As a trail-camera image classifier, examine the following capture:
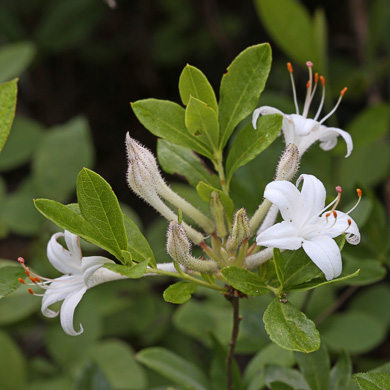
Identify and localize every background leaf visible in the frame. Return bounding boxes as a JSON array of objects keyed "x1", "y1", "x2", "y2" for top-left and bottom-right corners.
[
  {"x1": 163, "y1": 281, "x2": 198, "y2": 304},
  {"x1": 0, "y1": 78, "x2": 17, "y2": 153},
  {"x1": 0, "y1": 266, "x2": 25, "y2": 299}
]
